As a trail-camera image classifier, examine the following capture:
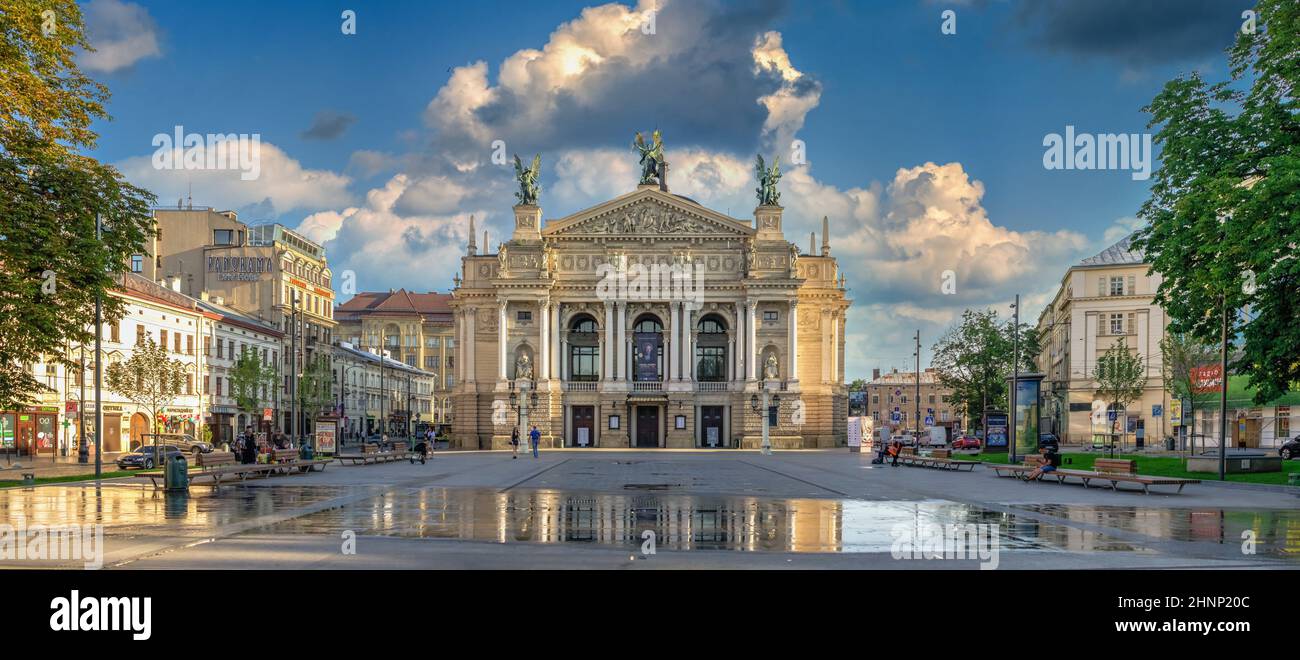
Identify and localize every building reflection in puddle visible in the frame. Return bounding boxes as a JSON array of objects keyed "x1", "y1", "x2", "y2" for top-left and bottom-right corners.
[
  {"x1": 1017, "y1": 504, "x2": 1300, "y2": 556},
  {"x1": 273, "y1": 489, "x2": 1142, "y2": 554}
]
